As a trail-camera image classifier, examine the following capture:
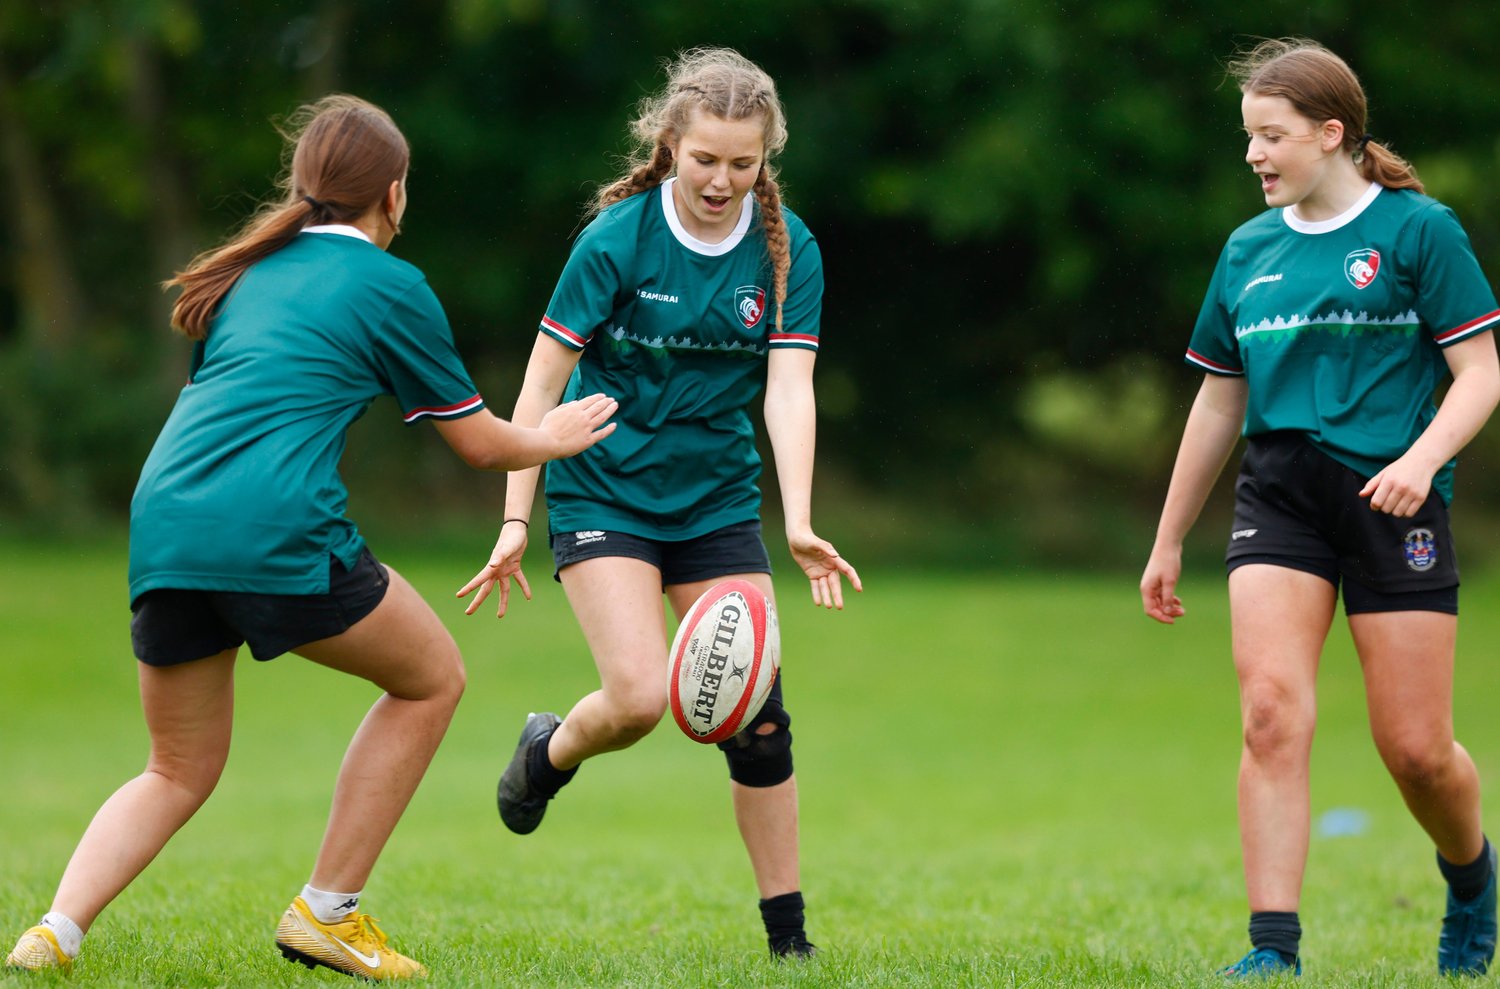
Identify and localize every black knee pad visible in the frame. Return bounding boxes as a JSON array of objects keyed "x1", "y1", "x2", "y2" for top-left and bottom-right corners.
[{"x1": 717, "y1": 675, "x2": 793, "y2": 787}]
